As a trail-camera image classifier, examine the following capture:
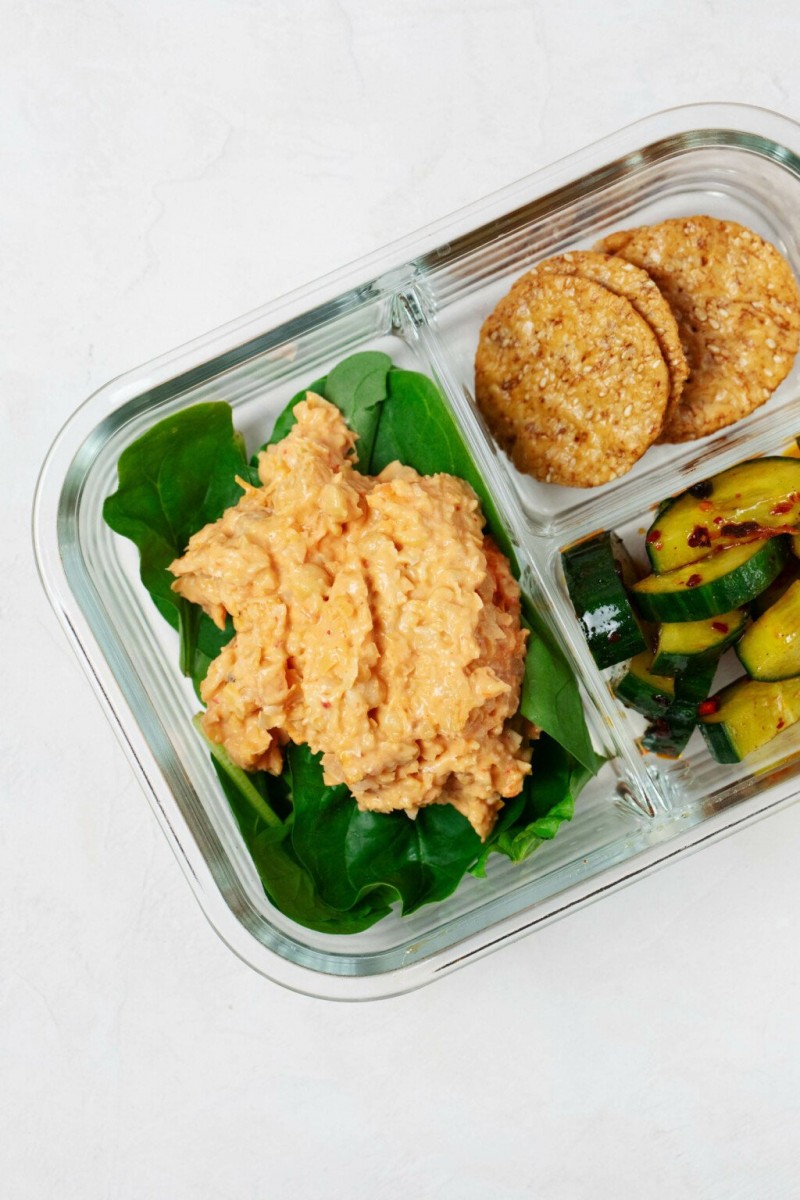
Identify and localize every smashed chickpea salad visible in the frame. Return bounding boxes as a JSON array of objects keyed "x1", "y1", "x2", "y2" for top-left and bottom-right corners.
[{"x1": 105, "y1": 353, "x2": 598, "y2": 933}]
